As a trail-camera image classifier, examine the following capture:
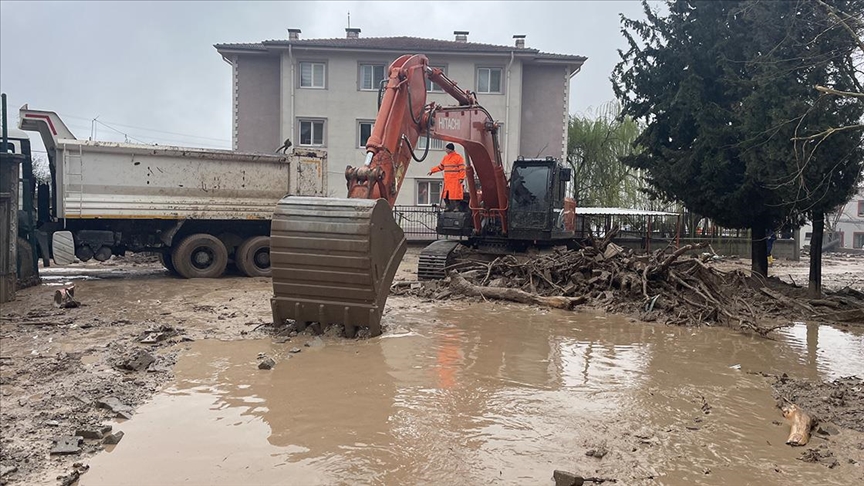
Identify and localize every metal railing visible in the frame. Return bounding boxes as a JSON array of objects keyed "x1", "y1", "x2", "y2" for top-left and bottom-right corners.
[{"x1": 393, "y1": 205, "x2": 442, "y2": 241}]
